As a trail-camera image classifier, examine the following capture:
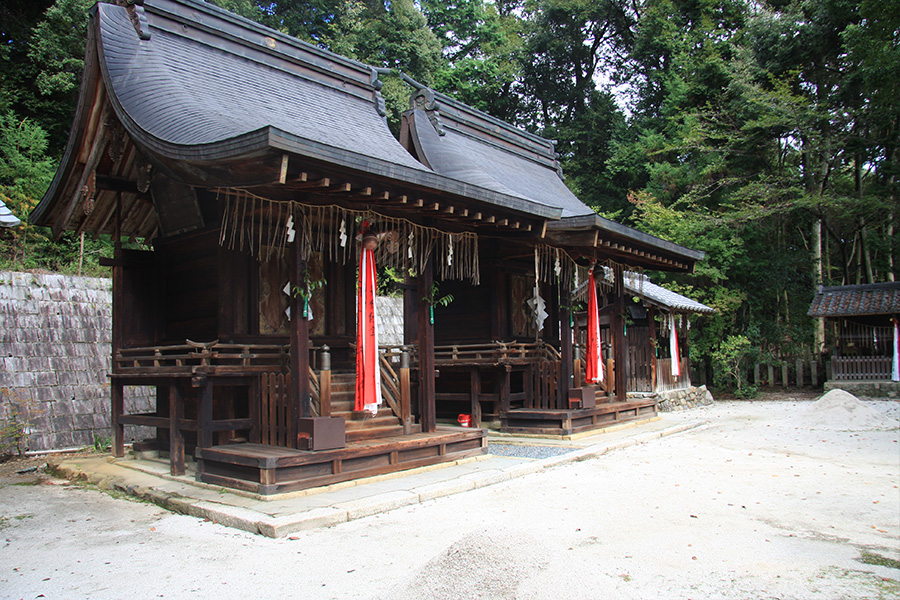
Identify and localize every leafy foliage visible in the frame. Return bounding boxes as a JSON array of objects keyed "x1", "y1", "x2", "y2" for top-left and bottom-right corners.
[{"x1": 1, "y1": 0, "x2": 896, "y2": 391}]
